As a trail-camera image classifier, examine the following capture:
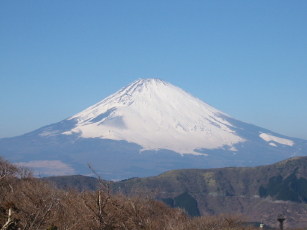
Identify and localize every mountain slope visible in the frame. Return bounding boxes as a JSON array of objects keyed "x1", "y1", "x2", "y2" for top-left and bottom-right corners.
[
  {"x1": 111, "y1": 156, "x2": 307, "y2": 228},
  {"x1": 45, "y1": 157, "x2": 307, "y2": 228},
  {"x1": 63, "y1": 78, "x2": 244, "y2": 155},
  {"x1": 0, "y1": 79, "x2": 306, "y2": 180}
]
